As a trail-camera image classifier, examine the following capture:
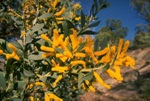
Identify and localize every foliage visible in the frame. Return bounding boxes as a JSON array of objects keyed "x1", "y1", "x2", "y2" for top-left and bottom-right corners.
[
  {"x1": 96, "y1": 18, "x2": 128, "y2": 45},
  {"x1": 131, "y1": 24, "x2": 150, "y2": 49},
  {"x1": 0, "y1": 0, "x2": 135, "y2": 101},
  {"x1": 131, "y1": 0, "x2": 150, "y2": 23},
  {"x1": 130, "y1": 0, "x2": 150, "y2": 49}
]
